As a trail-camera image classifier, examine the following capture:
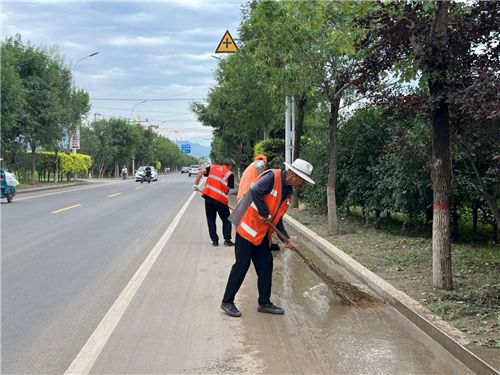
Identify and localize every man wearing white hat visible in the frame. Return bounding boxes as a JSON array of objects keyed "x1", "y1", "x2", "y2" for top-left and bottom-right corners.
[{"x1": 221, "y1": 158, "x2": 315, "y2": 317}]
